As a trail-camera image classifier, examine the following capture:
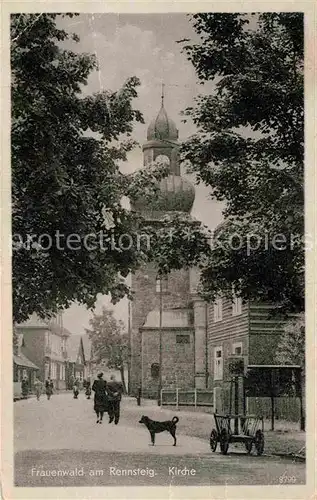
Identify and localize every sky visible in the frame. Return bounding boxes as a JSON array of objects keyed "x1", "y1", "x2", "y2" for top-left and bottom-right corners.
[{"x1": 59, "y1": 13, "x2": 224, "y2": 335}]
